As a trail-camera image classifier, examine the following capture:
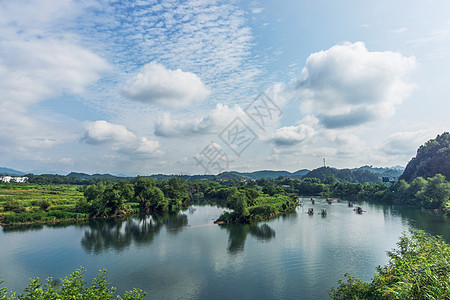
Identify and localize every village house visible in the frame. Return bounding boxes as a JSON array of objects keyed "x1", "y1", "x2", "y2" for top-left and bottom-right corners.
[{"x1": 0, "y1": 176, "x2": 28, "y2": 183}]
